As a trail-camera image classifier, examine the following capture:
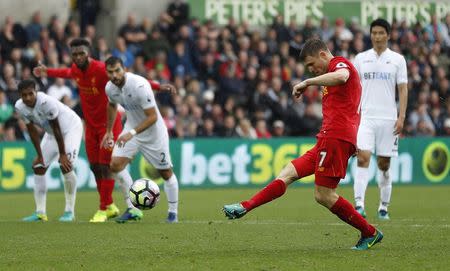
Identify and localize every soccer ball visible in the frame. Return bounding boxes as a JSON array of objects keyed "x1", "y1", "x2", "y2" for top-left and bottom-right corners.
[{"x1": 129, "y1": 178, "x2": 161, "y2": 210}]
